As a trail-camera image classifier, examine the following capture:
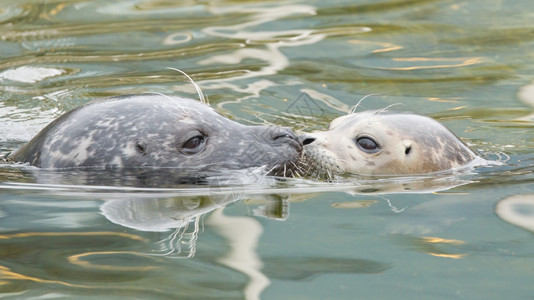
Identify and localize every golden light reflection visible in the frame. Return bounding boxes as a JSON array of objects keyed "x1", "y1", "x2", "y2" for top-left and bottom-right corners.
[
  {"x1": 68, "y1": 251, "x2": 158, "y2": 272},
  {"x1": 349, "y1": 40, "x2": 403, "y2": 53},
  {"x1": 384, "y1": 57, "x2": 485, "y2": 71},
  {"x1": 421, "y1": 236, "x2": 466, "y2": 245},
  {"x1": 0, "y1": 265, "x2": 89, "y2": 288},
  {"x1": 0, "y1": 231, "x2": 147, "y2": 242},
  {"x1": 48, "y1": 4, "x2": 67, "y2": 16}
]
